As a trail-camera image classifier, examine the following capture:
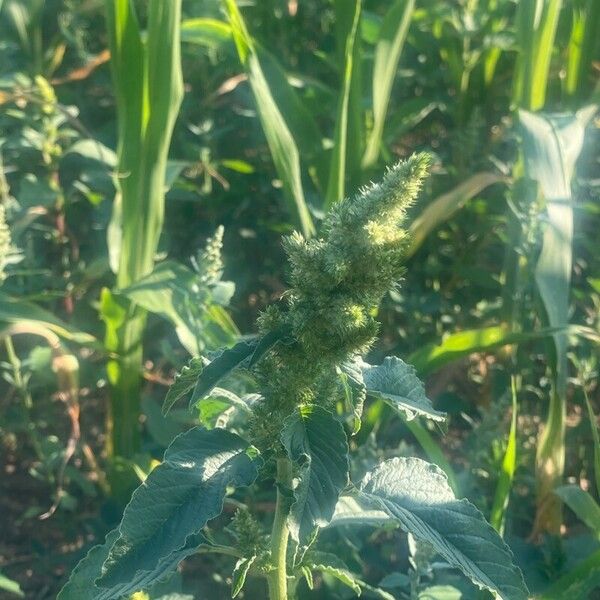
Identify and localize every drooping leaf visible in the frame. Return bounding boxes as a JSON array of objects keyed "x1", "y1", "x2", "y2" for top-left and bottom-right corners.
[
  {"x1": 189, "y1": 328, "x2": 284, "y2": 410},
  {"x1": 95, "y1": 428, "x2": 261, "y2": 596},
  {"x1": 554, "y1": 485, "x2": 600, "y2": 534},
  {"x1": 338, "y1": 357, "x2": 367, "y2": 433},
  {"x1": 360, "y1": 356, "x2": 446, "y2": 422},
  {"x1": 302, "y1": 552, "x2": 361, "y2": 595},
  {"x1": 162, "y1": 357, "x2": 205, "y2": 415},
  {"x1": 189, "y1": 339, "x2": 258, "y2": 409},
  {"x1": 248, "y1": 325, "x2": 290, "y2": 367},
  {"x1": 231, "y1": 555, "x2": 256, "y2": 598},
  {"x1": 407, "y1": 325, "x2": 583, "y2": 377},
  {"x1": 358, "y1": 457, "x2": 528, "y2": 600},
  {"x1": 281, "y1": 405, "x2": 349, "y2": 542}
]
